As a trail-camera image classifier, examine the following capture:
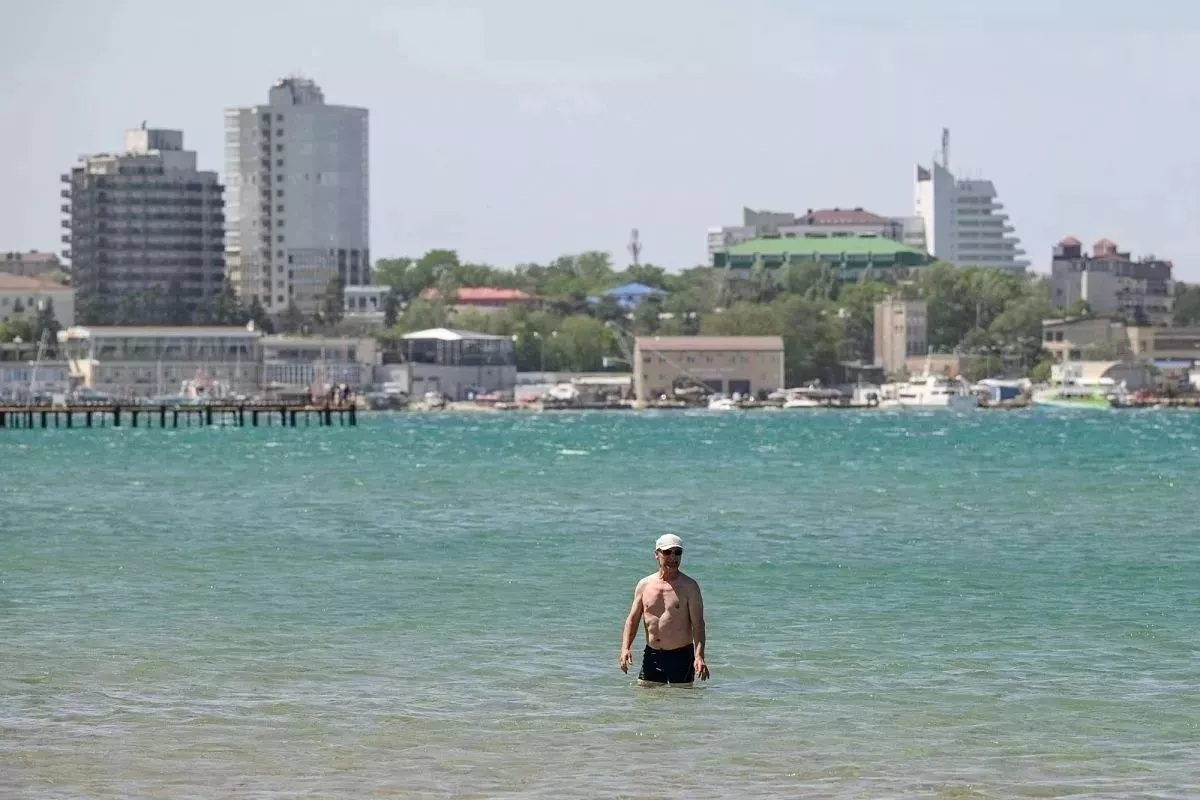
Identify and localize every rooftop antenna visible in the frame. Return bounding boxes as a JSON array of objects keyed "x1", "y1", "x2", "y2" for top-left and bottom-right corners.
[
  {"x1": 941, "y1": 127, "x2": 950, "y2": 169},
  {"x1": 628, "y1": 228, "x2": 642, "y2": 267}
]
